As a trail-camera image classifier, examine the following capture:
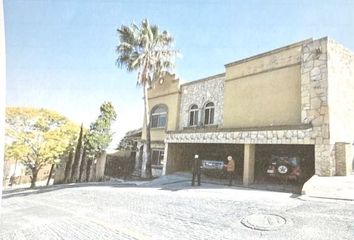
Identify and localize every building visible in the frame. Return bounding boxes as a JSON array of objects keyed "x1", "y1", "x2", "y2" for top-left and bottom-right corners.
[{"x1": 135, "y1": 37, "x2": 354, "y2": 186}]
